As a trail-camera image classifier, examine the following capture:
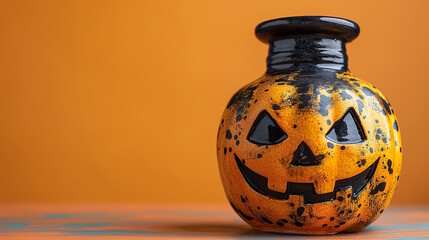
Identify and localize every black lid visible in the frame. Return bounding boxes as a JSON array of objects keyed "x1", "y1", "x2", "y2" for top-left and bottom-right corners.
[{"x1": 255, "y1": 16, "x2": 360, "y2": 43}]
